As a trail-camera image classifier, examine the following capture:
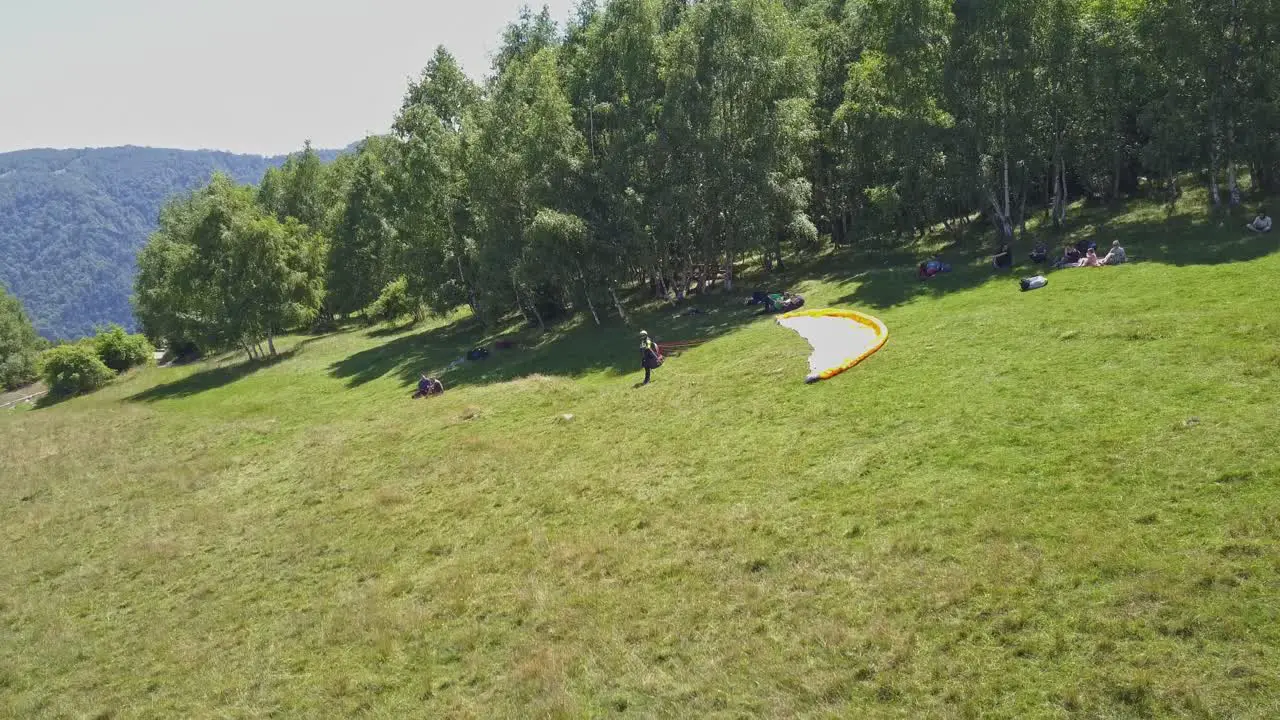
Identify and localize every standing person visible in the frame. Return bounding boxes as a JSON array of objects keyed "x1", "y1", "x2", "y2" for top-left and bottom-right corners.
[{"x1": 639, "y1": 330, "x2": 662, "y2": 385}]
